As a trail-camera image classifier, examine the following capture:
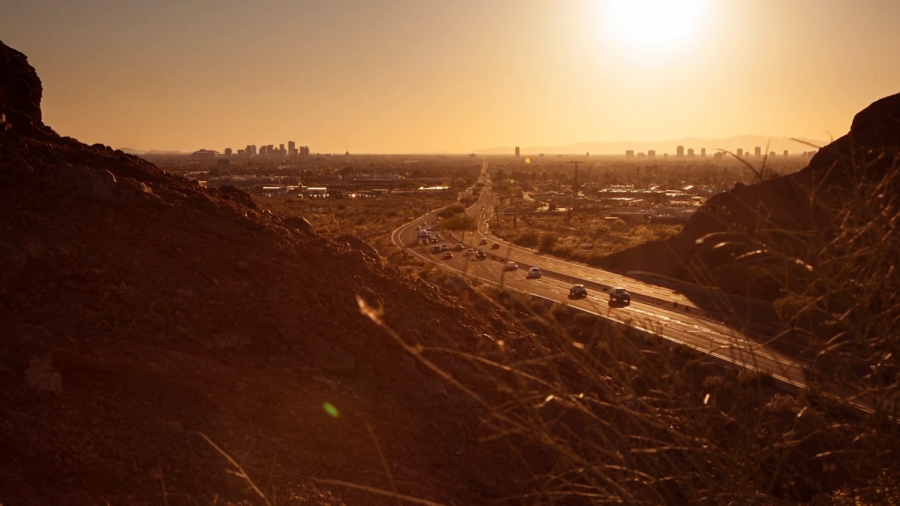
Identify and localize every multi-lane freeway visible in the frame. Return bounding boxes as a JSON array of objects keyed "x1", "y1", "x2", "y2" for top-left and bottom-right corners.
[{"x1": 391, "y1": 178, "x2": 812, "y2": 393}]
